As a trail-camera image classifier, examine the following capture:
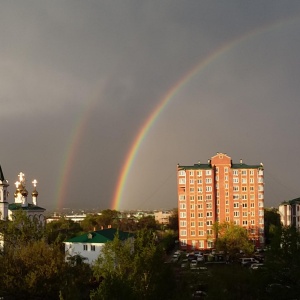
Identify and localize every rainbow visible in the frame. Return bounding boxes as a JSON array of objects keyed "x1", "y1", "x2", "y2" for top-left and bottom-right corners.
[
  {"x1": 111, "y1": 15, "x2": 300, "y2": 210},
  {"x1": 55, "y1": 83, "x2": 106, "y2": 211}
]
